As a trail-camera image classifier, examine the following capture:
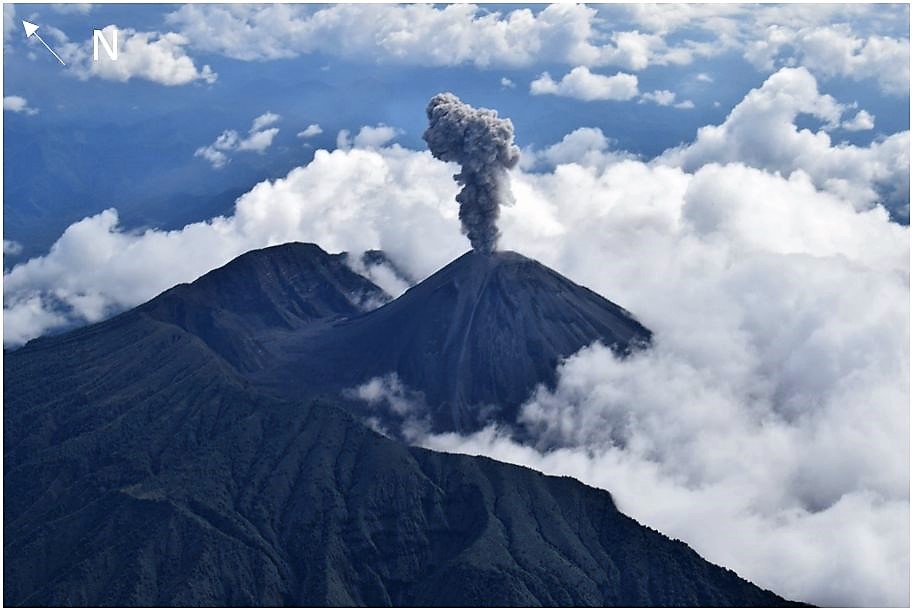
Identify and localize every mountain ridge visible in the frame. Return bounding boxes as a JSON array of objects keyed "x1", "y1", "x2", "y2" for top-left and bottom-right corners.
[
  {"x1": 4, "y1": 242, "x2": 803, "y2": 606},
  {"x1": 251, "y1": 248, "x2": 652, "y2": 432}
]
